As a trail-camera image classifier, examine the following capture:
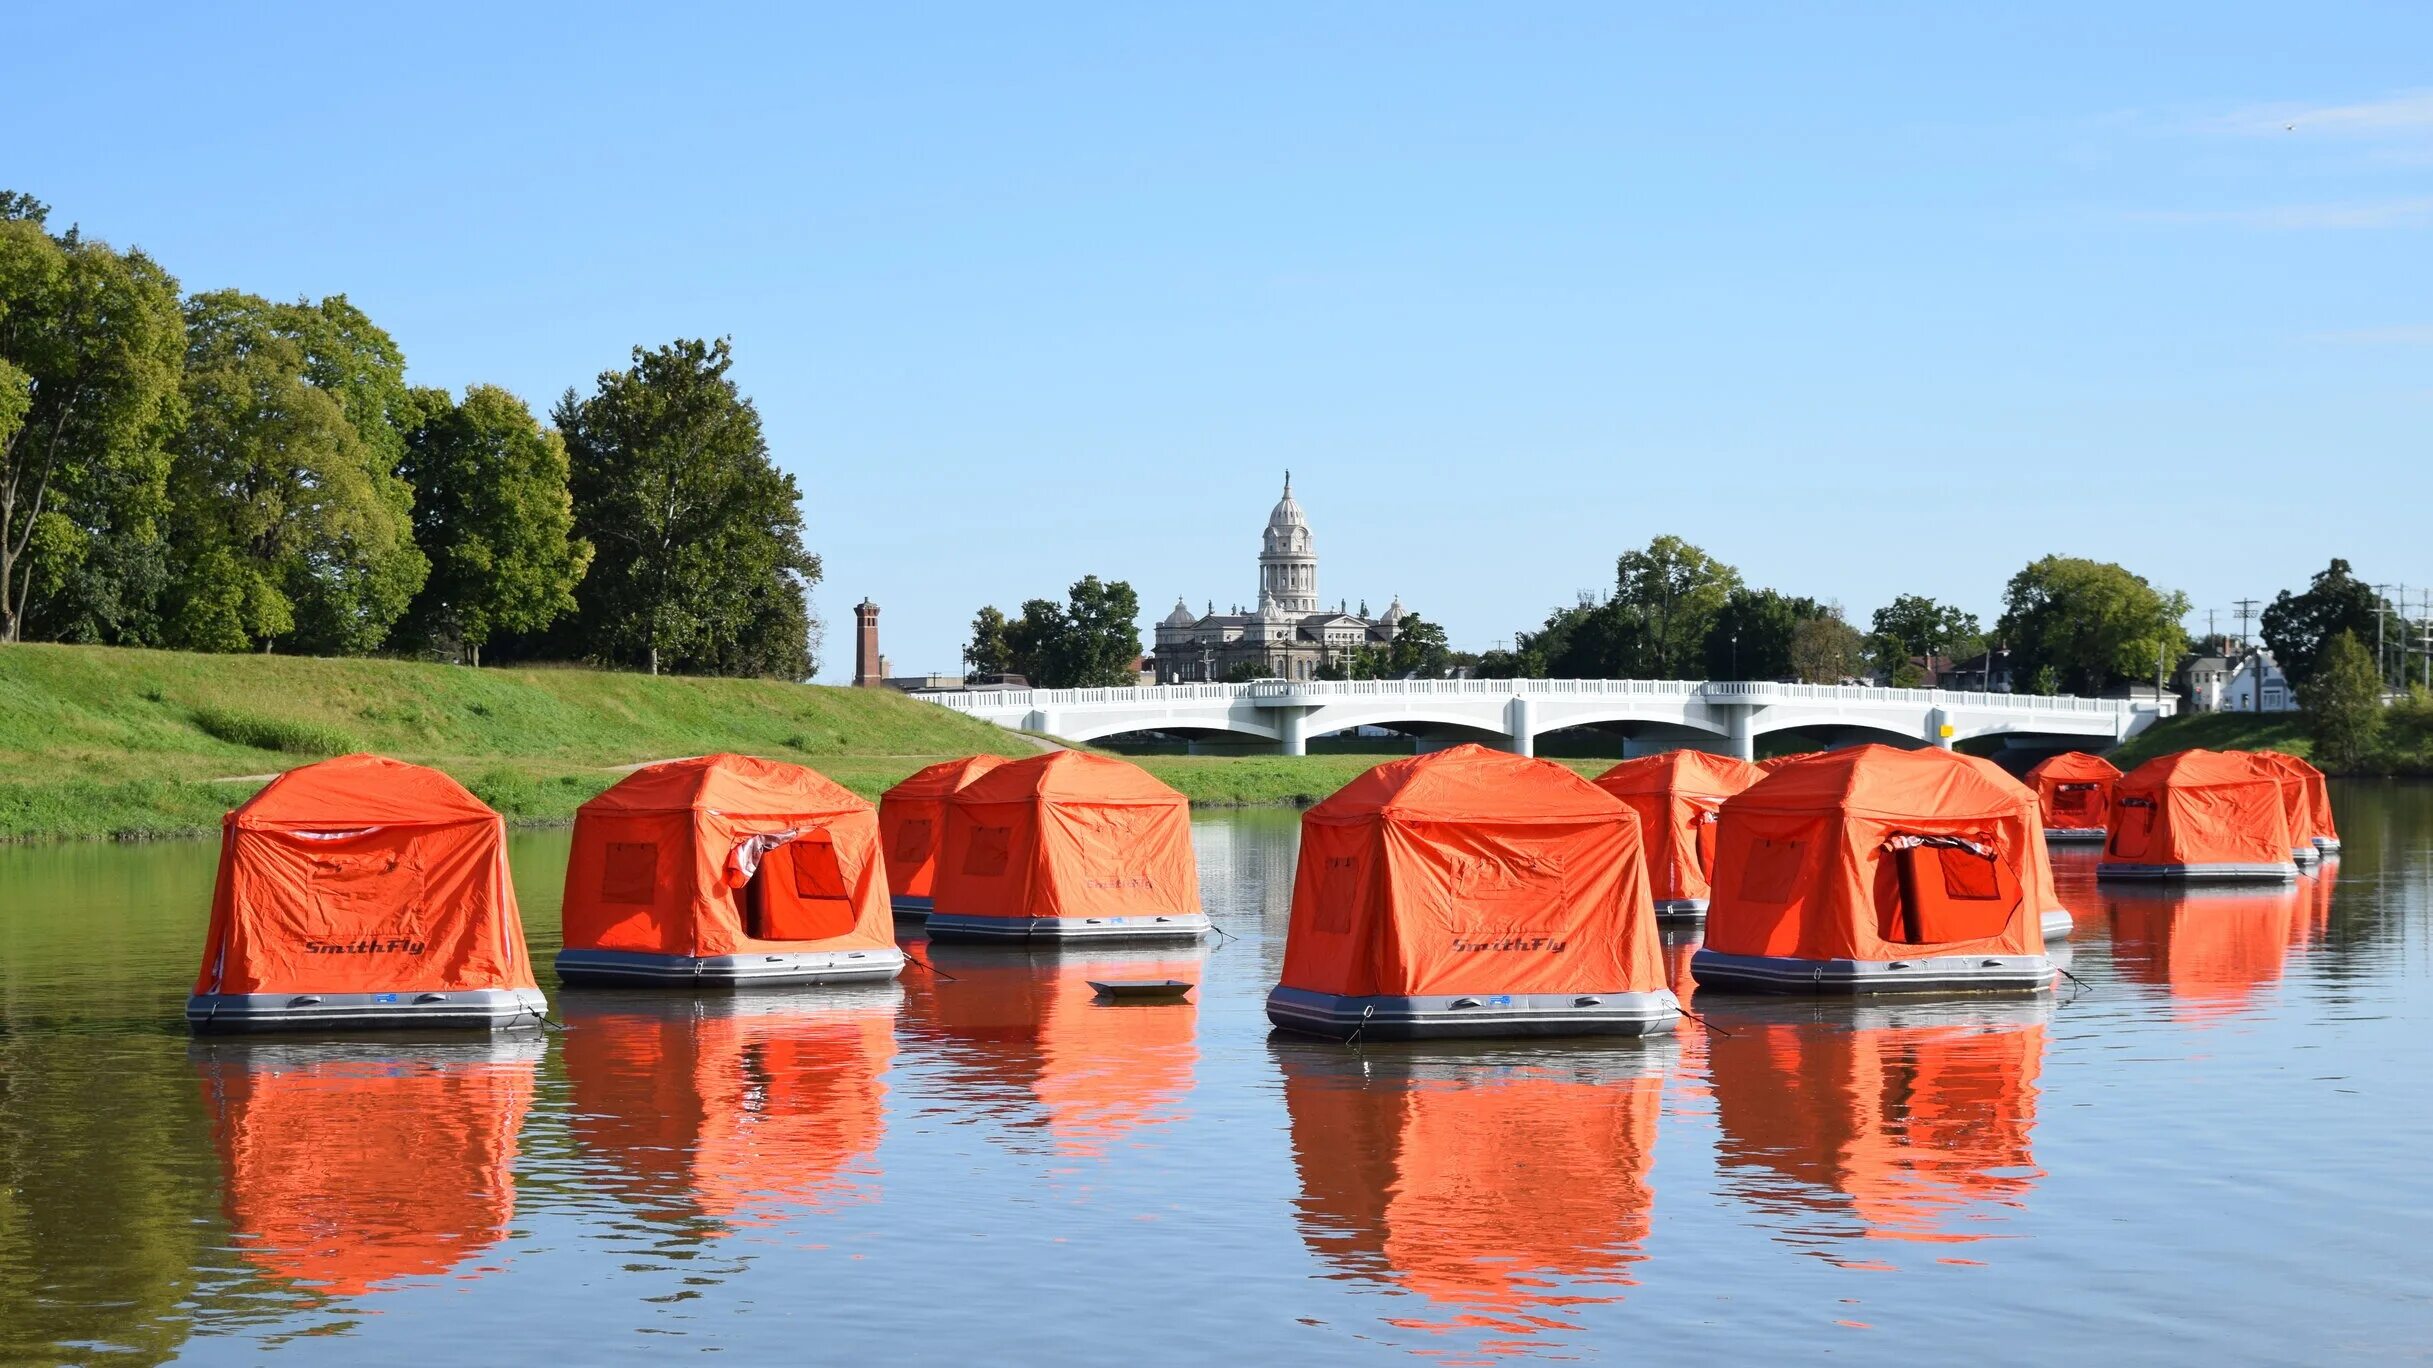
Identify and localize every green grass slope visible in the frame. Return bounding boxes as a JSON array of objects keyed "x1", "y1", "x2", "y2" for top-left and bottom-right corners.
[
  {"x1": 2103, "y1": 710, "x2": 2311, "y2": 770},
  {"x1": 0, "y1": 644, "x2": 1042, "y2": 841}
]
